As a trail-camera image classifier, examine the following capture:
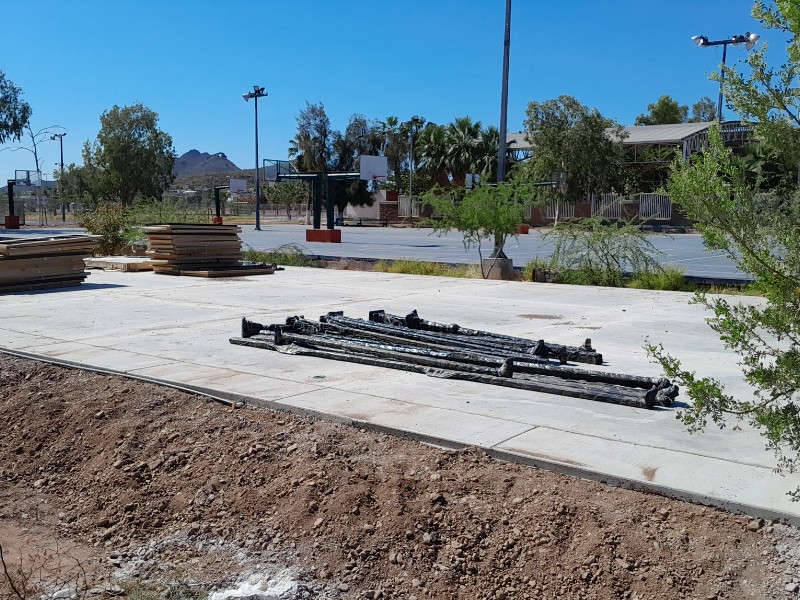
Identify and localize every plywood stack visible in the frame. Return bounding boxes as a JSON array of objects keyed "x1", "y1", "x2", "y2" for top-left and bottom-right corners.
[
  {"x1": 143, "y1": 223, "x2": 276, "y2": 277},
  {"x1": 0, "y1": 234, "x2": 98, "y2": 293}
]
